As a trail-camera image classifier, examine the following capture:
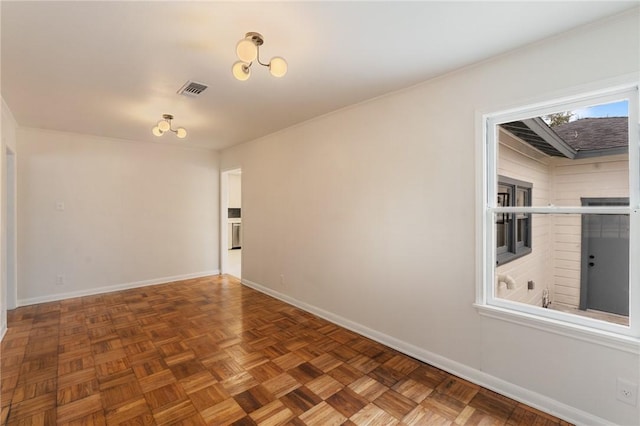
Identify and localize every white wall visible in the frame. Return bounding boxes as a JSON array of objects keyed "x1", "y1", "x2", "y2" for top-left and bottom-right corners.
[
  {"x1": 228, "y1": 173, "x2": 242, "y2": 208},
  {"x1": 220, "y1": 9, "x2": 640, "y2": 425},
  {"x1": 1, "y1": 99, "x2": 18, "y2": 339},
  {"x1": 17, "y1": 128, "x2": 219, "y2": 304}
]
